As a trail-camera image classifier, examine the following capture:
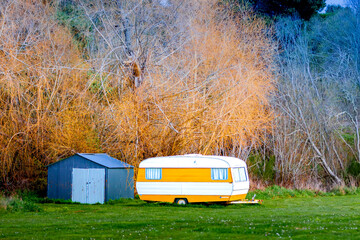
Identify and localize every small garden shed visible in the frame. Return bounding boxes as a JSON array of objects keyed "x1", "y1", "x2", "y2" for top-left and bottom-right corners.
[{"x1": 47, "y1": 153, "x2": 134, "y2": 204}]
